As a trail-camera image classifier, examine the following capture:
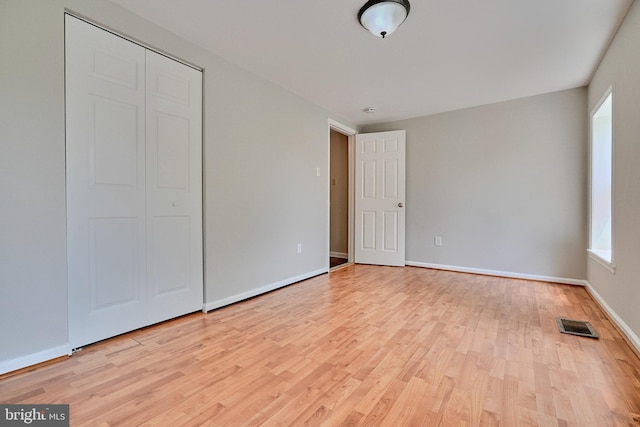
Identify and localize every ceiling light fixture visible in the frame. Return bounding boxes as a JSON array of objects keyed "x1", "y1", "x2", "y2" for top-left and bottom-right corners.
[{"x1": 358, "y1": 0, "x2": 411, "y2": 39}]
